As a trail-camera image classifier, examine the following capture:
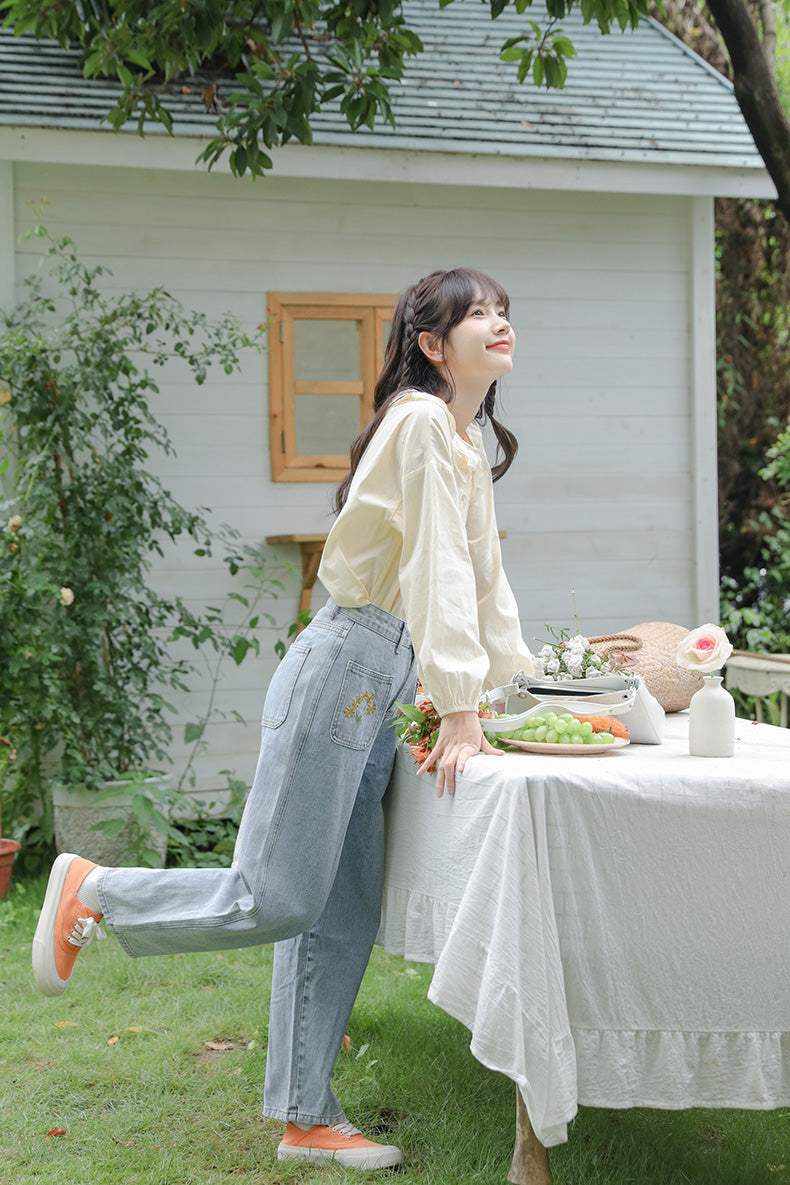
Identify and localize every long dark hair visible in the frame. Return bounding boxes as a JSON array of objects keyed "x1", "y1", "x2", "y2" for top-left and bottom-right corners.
[{"x1": 333, "y1": 268, "x2": 519, "y2": 513}]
